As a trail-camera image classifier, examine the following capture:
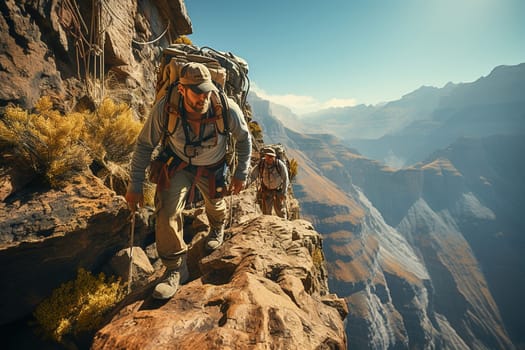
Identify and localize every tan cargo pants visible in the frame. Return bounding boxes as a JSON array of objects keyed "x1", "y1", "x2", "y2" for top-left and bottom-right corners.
[
  {"x1": 261, "y1": 189, "x2": 287, "y2": 219},
  {"x1": 155, "y1": 168, "x2": 226, "y2": 269}
]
